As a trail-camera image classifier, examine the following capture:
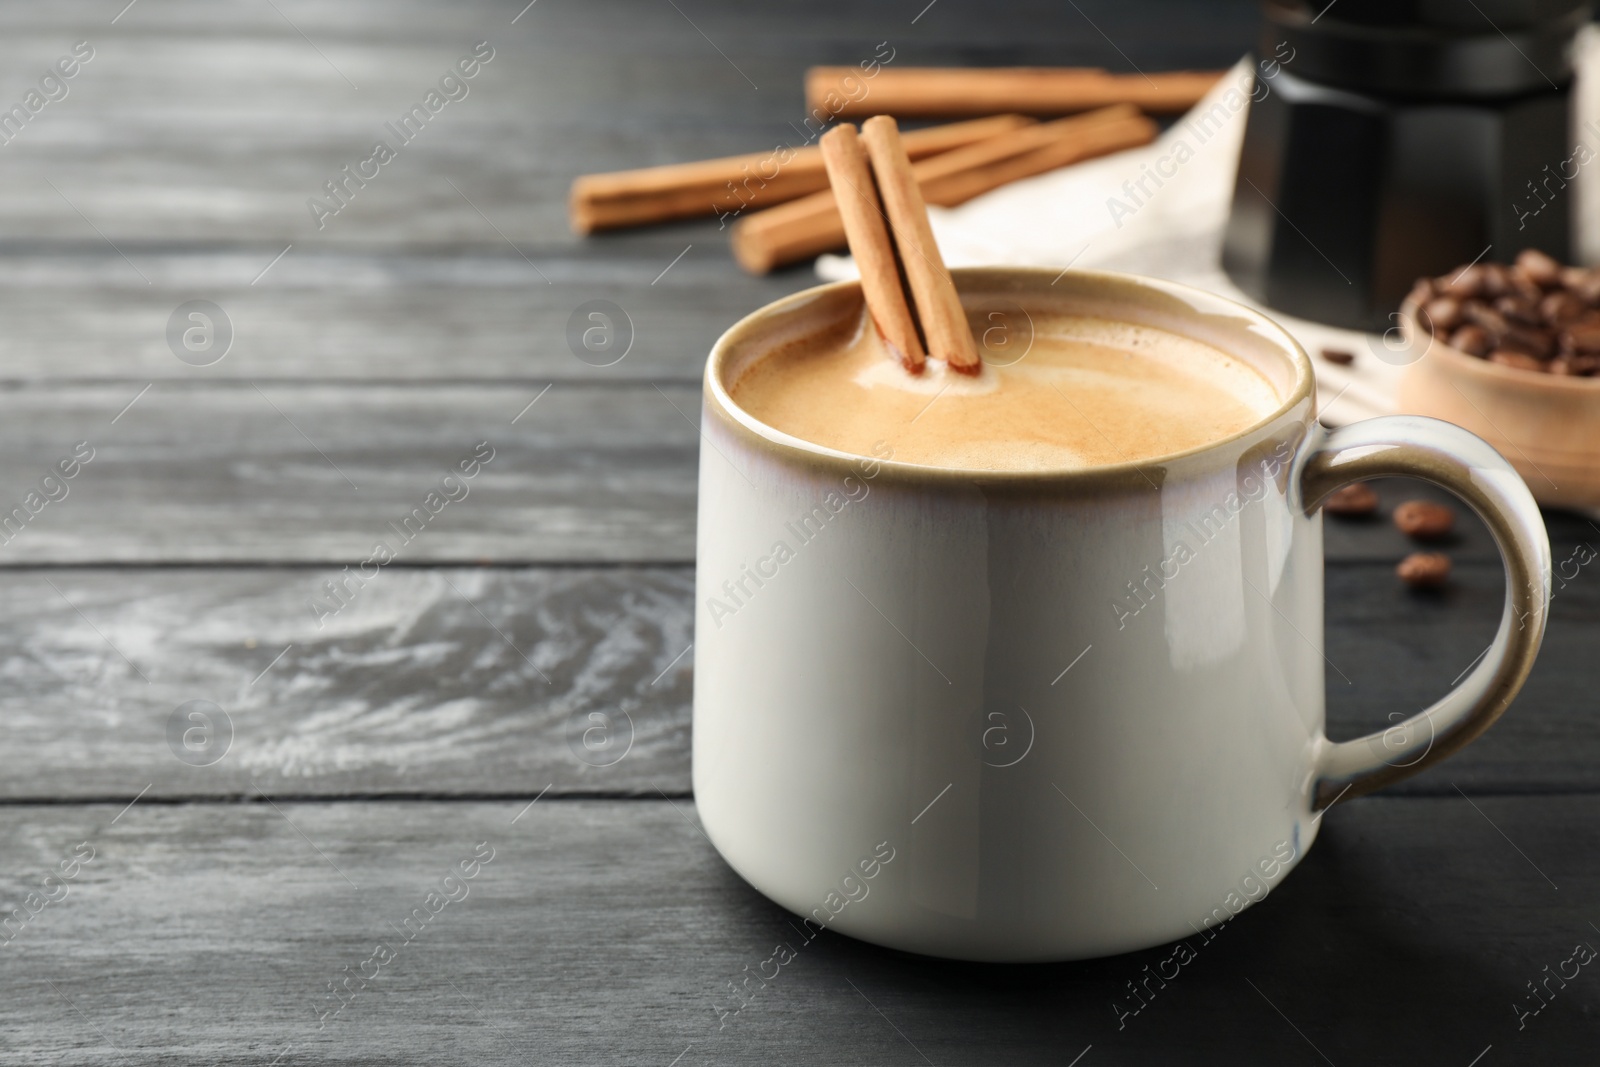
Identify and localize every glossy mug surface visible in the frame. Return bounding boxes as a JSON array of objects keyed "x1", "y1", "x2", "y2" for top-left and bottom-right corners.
[{"x1": 692, "y1": 268, "x2": 1551, "y2": 963}]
